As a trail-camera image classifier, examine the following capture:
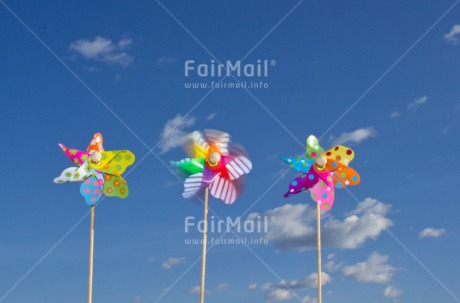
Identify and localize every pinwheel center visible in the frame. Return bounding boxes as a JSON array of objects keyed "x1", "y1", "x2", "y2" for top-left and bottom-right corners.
[
  {"x1": 91, "y1": 151, "x2": 102, "y2": 164},
  {"x1": 315, "y1": 155, "x2": 327, "y2": 171},
  {"x1": 208, "y1": 152, "x2": 221, "y2": 166}
]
